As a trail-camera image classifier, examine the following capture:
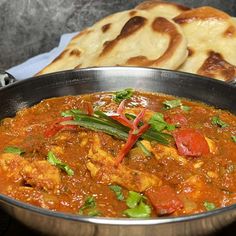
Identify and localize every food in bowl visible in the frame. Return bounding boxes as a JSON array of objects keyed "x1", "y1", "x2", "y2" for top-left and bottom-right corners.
[{"x1": 0, "y1": 89, "x2": 235, "y2": 218}]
